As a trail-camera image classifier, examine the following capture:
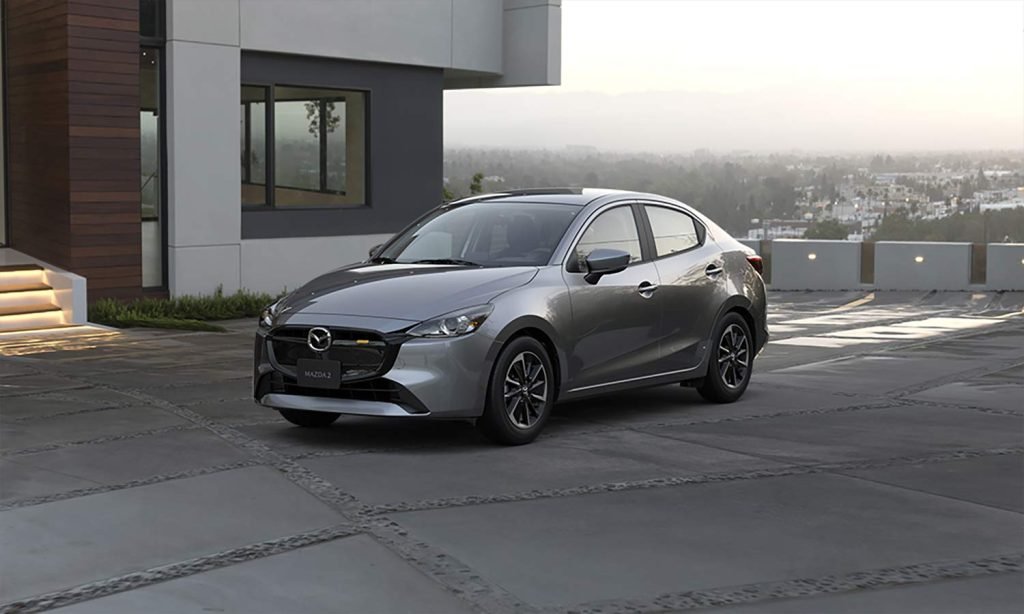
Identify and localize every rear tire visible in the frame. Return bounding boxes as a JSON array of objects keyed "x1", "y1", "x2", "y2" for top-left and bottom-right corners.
[
  {"x1": 278, "y1": 408, "x2": 340, "y2": 428},
  {"x1": 697, "y1": 312, "x2": 753, "y2": 403},
  {"x1": 477, "y1": 336, "x2": 555, "y2": 445}
]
